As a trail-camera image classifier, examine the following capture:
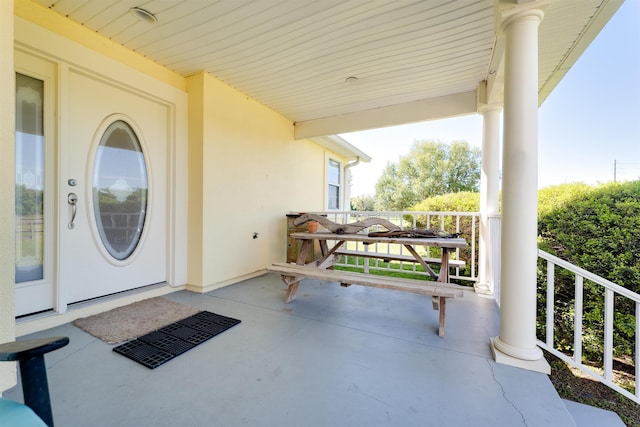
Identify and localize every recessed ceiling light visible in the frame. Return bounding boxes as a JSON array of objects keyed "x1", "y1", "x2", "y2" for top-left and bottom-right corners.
[{"x1": 130, "y1": 7, "x2": 157, "y2": 24}]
